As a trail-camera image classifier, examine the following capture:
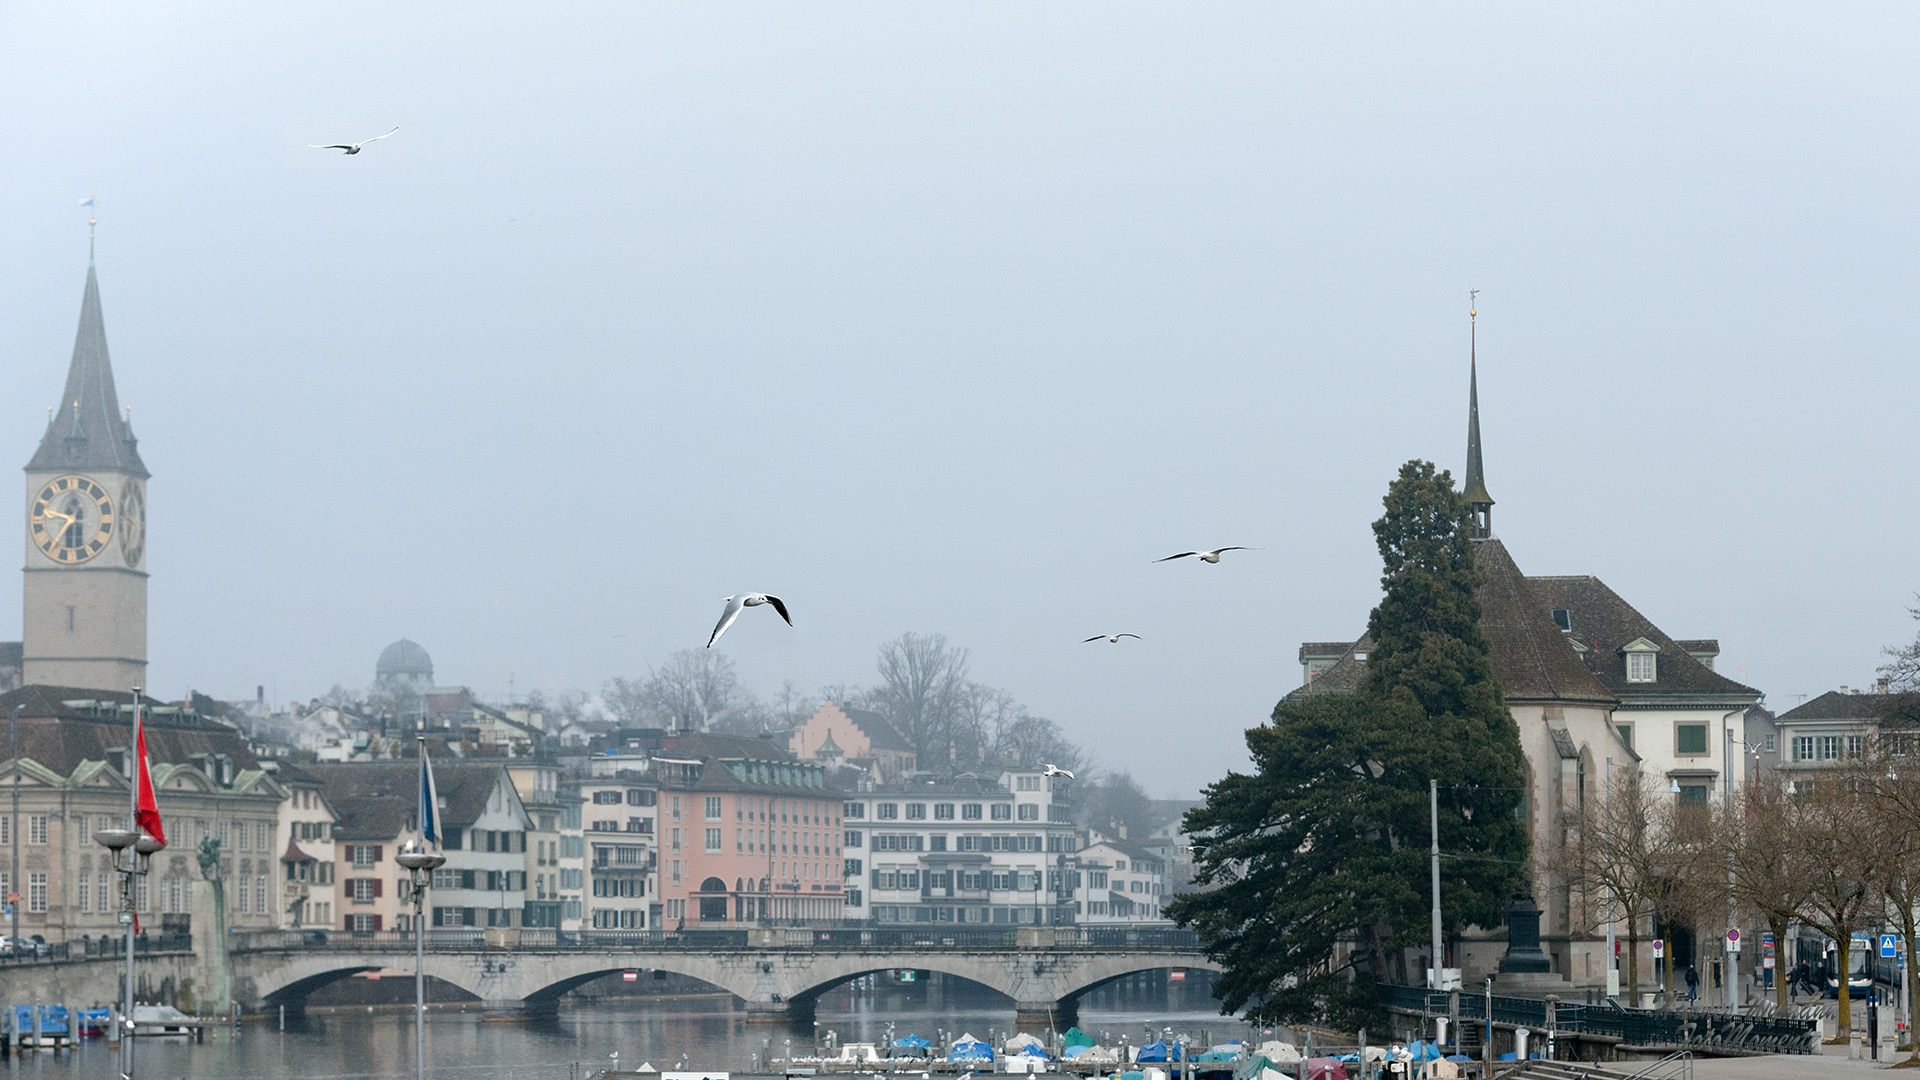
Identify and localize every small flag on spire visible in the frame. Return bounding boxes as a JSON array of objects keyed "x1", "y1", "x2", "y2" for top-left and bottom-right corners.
[
  {"x1": 78, "y1": 196, "x2": 95, "y2": 207},
  {"x1": 418, "y1": 740, "x2": 439, "y2": 847},
  {"x1": 134, "y1": 701, "x2": 165, "y2": 845}
]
